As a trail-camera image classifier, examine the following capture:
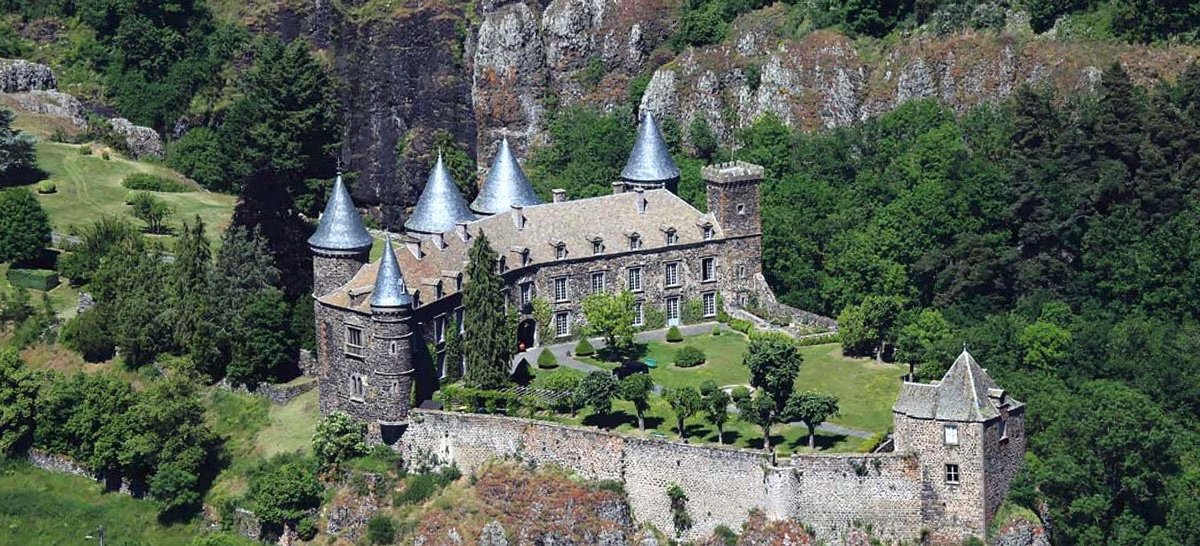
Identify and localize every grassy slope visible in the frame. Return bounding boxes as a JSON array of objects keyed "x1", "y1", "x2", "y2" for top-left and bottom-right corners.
[{"x1": 0, "y1": 461, "x2": 199, "y2": 546}]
